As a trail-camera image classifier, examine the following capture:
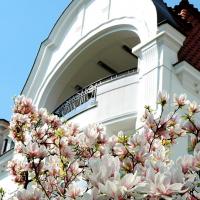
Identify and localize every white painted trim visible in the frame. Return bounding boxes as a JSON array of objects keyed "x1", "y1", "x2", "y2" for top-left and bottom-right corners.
[
  {"x1": 175, "y1": 61, "x2": 200, "y2": 82},
  {"x1": 132, "y1": 23, "x2": 185, "y2": 56},
  {"x1": 100, "y1": 111, "x2": 137, "y2": 126},
  {"x1": 33, "y1": 20, "x2": 142, "y2": 107},
  {"x1": 23, "y1": 0, "x2": 158, "y2": 102},
  {"x1": 158, "y1": 23, "x2": 185, "y2": 45}
]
